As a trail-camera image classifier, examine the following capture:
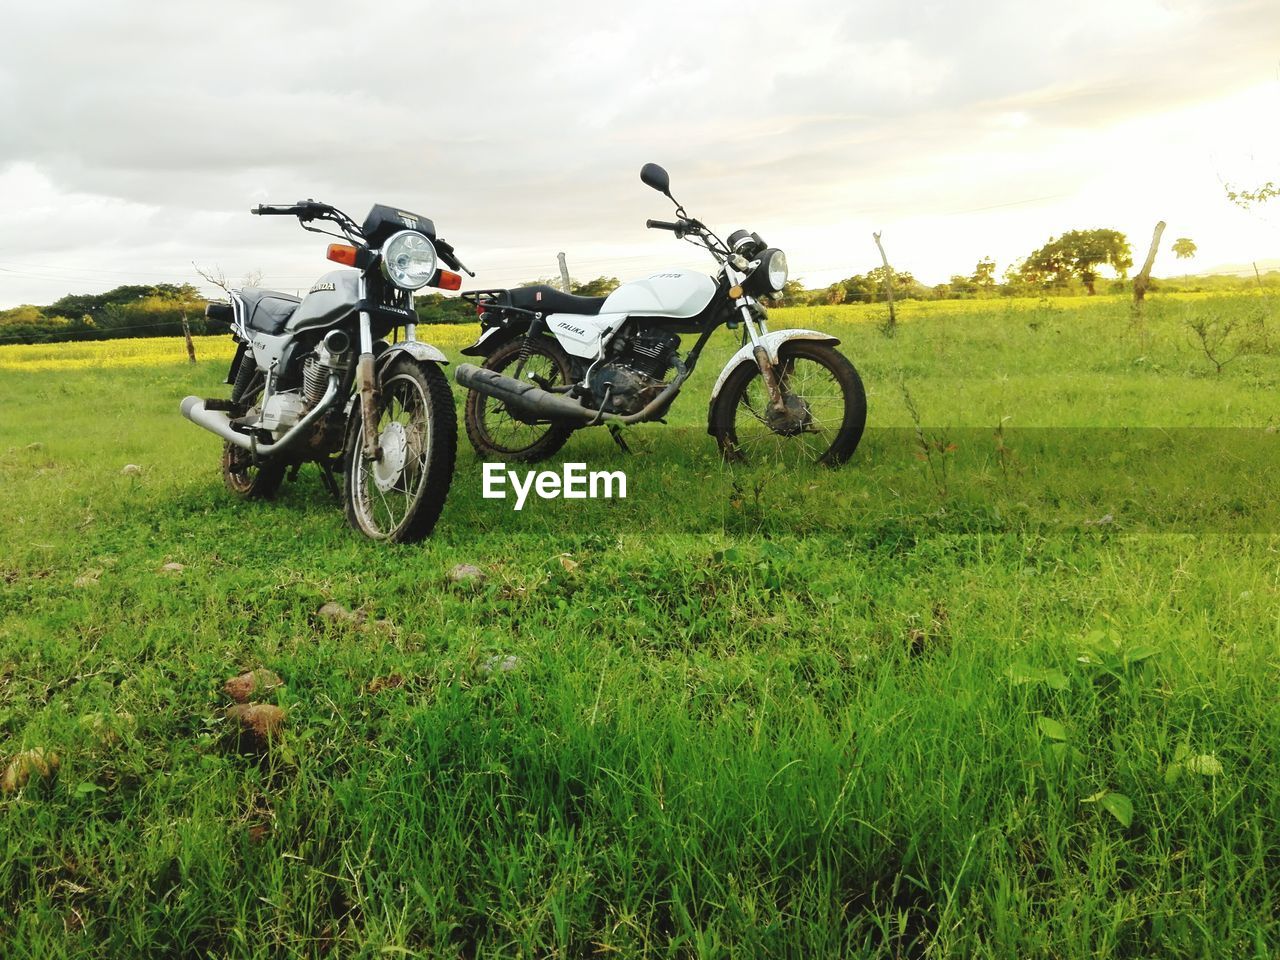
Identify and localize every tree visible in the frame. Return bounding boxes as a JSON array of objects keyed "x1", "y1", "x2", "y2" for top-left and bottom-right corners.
[
  {"x1": 779, "y1": 279, "x2": 809, "y2": 306},
  {"x1": 518, "y1": 276, "x2": 620, "y2": 297},
  {"x1": 1226, "y1": 181, "x2": 1278, "y2": 208},
  {"x1": 1021, "y1": 229, "x2": 1132, "y2": 295},
  {"x1": 571, "y1": 276, "x2": 621, "y2": 297},
  {"x1": 1172, "y1": 237, "x2": 1197, "y2": 260},
  {"x1": 971, "y1": 257, "x2": 997, "y2": 289}
]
